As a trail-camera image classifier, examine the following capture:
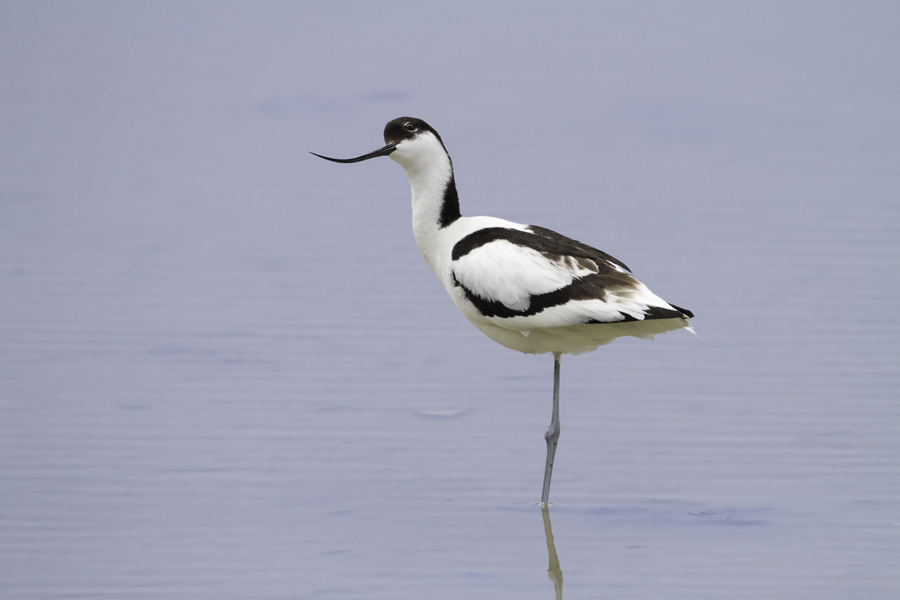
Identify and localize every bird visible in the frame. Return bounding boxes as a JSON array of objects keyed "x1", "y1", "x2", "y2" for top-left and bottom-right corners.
[{"x1": 312, "y1": 117, "x2": 693, "y2": 506}]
